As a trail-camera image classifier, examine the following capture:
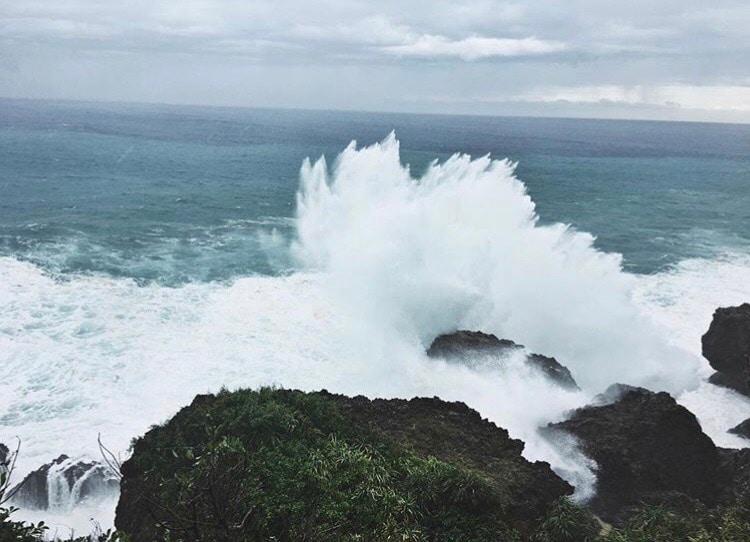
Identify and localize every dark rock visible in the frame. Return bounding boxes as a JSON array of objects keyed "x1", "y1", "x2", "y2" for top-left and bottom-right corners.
[
  {"x1": 729, "y1": 418, "x2": 750, "y2": 440},
  {"x1": 591, "y1": 383, "x2": 647, "y2": 406},
  {"x1": 0, "y1": 443, "x2": 9, "y2": 479},
  {"x1": 717, "y1": 448, "x2": 750, "y2": 500},
  {"x1": 702, "y1": 303, "x2": 750, "y2": 395},
  {"x1": 427, "y1": 330, "x2": 579, "y2": 390},
  {"x1": 549, "y1": 384, "x2": 719, "y2": 522},
  {"x1": 9, "y1": 456, "x2": 54, "y2": 509},
  {"x1": 10, "y1": 455, "x2": 119, "y2": 510}
]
